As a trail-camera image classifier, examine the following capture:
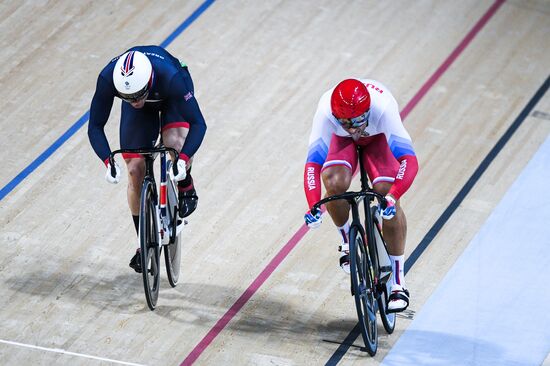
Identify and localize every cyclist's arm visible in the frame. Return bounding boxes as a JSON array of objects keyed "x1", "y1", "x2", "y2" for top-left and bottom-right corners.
[
  {"x1": 304, "y1": 103, "x2": 335, "y2": 209},
  {"x1": 88, "y1": 74, "x2": 116, "y2": 165},
  {"x1": 169, "y1": 73, "x2": 207, "y2": 162},
  {"x1": 379, "y1": 99, "x2": 419, "y2": 200}
]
